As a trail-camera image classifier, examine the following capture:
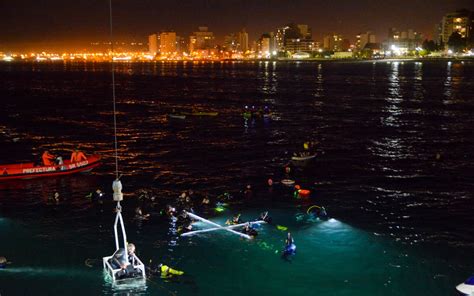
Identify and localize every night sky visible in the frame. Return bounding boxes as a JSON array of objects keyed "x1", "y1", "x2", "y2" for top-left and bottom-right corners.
[{"x1": 1, "y1": 0, "x2": 473, "y2": 50}]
